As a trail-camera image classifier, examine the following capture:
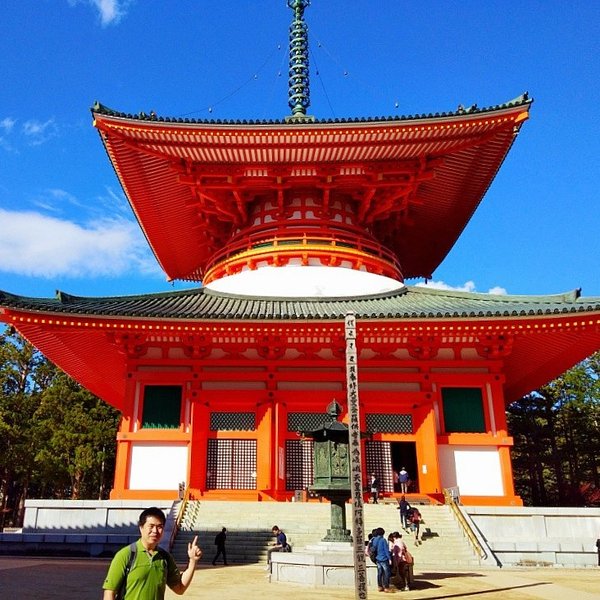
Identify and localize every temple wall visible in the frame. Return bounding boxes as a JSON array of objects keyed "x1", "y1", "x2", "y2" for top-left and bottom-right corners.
[
  {"x1": 128, "y1": 443, "x2": 188, "y2": 490},
  {"x1": 438, "y1": 446, "x2": 504, "y2": 496},
  {"x1": 107, "y1": 347, "x2": 516, "y2": 503}
]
